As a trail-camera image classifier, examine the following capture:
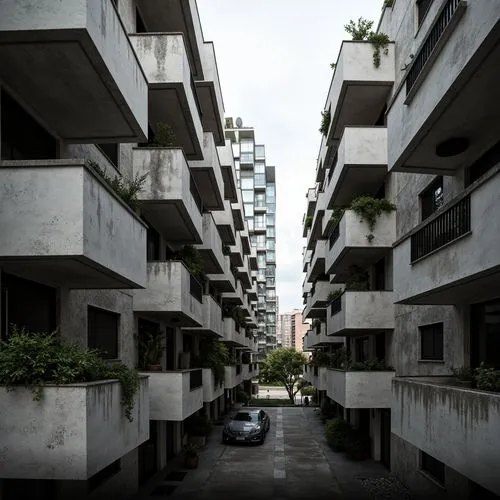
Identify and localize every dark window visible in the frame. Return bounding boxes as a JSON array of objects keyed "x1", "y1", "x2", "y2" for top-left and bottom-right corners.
[
  {"x1": 88, "y1": 306, "x2": 119, "y2": 359},
  {"x1": 376, "y1": 332, "x2": 386, "y2": 360},
  {"x1": 470, "y1": 299, "x2": 500, "y2": 369},
  {"x1": 466, "y1": 139, "x2": 500, "y2": 187},
  {"x1": 374, "y1": 258, "x2": 386, "y2": 291},
  {"x1": 420, "y1": 177, "x2": 444, "y2": 221},
  {"x1": 144, "y1": 218, "x2": 160, "y2": 261},
  {"x1": 416, "y1": 0, "x2": 433, "y2": 27},
  {"x1": 421, "y1": 451, "x2": 445, "y2": 484},
  {"x1": 355, "y1": 337, "x2": 369, "y2": 362},
  {"x1": 87, "y1": 460, "x2": 121, "y2": 493},
  {"x1": 136, "y1": 7, "x2": 147, "y2": 33},
  {"x1": 96, "y1": 143, "x2": 119, "y2": 169},
  {"x1": 1, "y1": 90, "x2": 57, "y2": 160},
  {"x1": 420, "y1": 322, "x2": 444, "y2": 360},
  {"x1": 3, "y1": 479, "x2": 57, "y2": 500}
]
